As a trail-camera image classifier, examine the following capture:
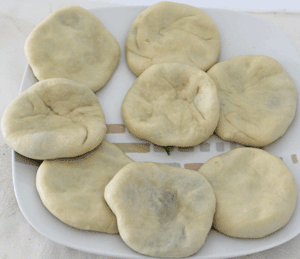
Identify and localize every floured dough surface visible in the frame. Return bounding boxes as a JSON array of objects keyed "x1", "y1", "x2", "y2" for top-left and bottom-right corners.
[
  {"x1": 25, "y1": 5, "x2": 120, "y2": 92},
  {"x1": 126, "y1": 2, "x2": 221, "y2": 76},
  {"x1": 105, "y1": 162, "x2": 216, "y2": 258},
  {"x1": 207, "y1": 55, "x2": 297, "y2": 146},
  {"x1": 121, "y1": 63, "x2": 220, "y2": 147},
  {"x1": 198, "y1": 148, "x2": 297, "y2": 238},
  {"x1": 36, "y1": 141, "x2": 133, "y2": 233},
  {"x1": 1, "y1": 78, "x2": 106, "y2": 159}
]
